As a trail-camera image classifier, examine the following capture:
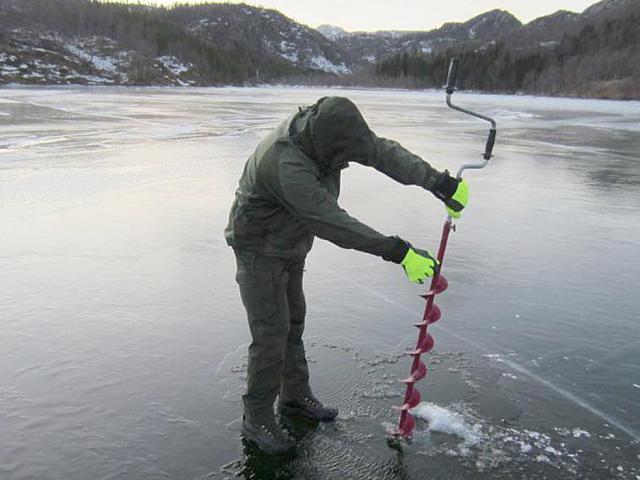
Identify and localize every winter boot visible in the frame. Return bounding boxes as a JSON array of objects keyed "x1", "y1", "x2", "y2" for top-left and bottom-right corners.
[
  {"x1": 278, "y1": 391, "x2": 338, "y2": 422},
  {"x1": 241, "y1": 409, "x2": 295, "y2": 455}
]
